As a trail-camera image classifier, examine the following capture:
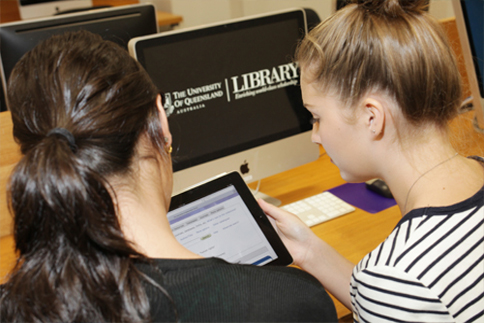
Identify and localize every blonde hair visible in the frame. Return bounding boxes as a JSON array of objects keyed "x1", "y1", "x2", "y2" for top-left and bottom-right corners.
[{"x1": 296, "y1": 0, "x2": 462, "y2": 127}]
